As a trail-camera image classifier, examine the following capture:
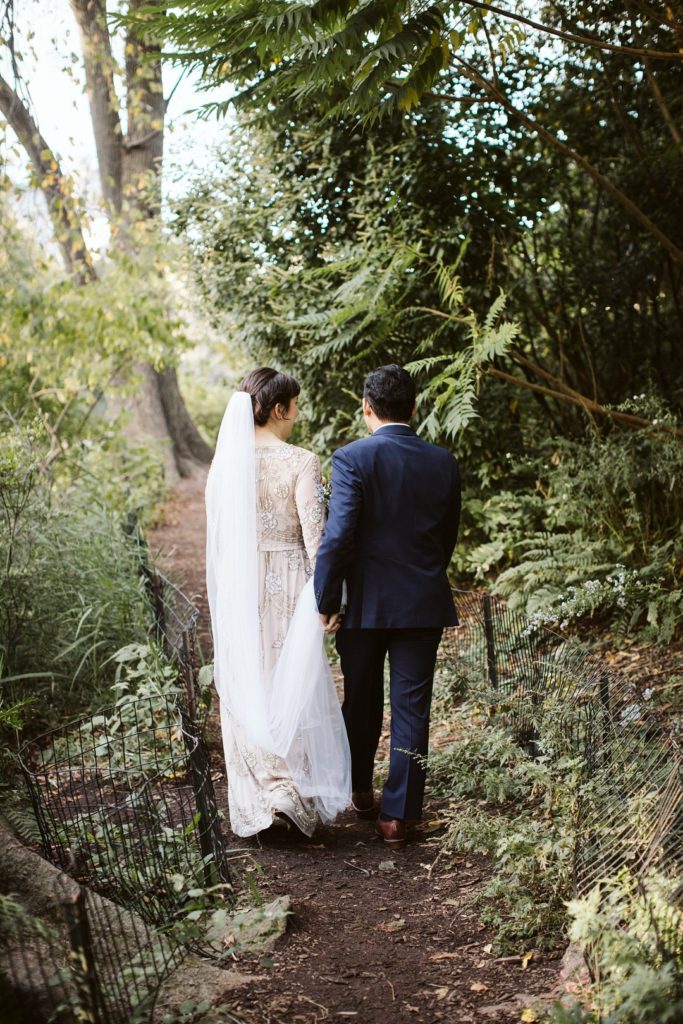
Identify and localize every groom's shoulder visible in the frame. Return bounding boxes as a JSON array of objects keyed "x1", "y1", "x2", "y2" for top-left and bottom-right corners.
[
  {"x1": 420, "y1": 435, "x2": 459, "y2": 463},
  {"x1": 333, "y1": 436, "x2": 376, "y2": 463}
]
